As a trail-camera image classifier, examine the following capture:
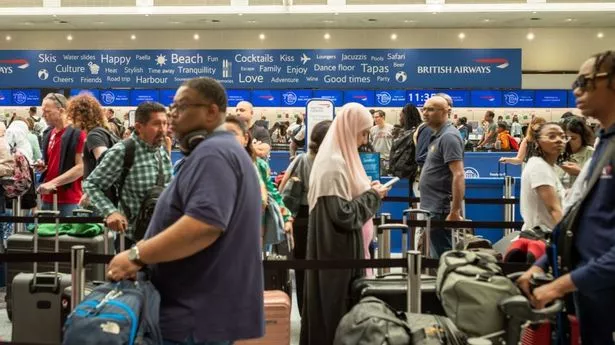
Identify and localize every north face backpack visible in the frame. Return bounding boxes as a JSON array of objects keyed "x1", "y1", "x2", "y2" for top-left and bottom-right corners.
[
  {"x1": 3, "y1": 146, "x2": 33, "y2": 199},
  {"x1": 388, "y1": 127, "x2": 418, "y2": 180},
  {"x1": 63, "y1": 278, "x2": 163, "y2": 345}
]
